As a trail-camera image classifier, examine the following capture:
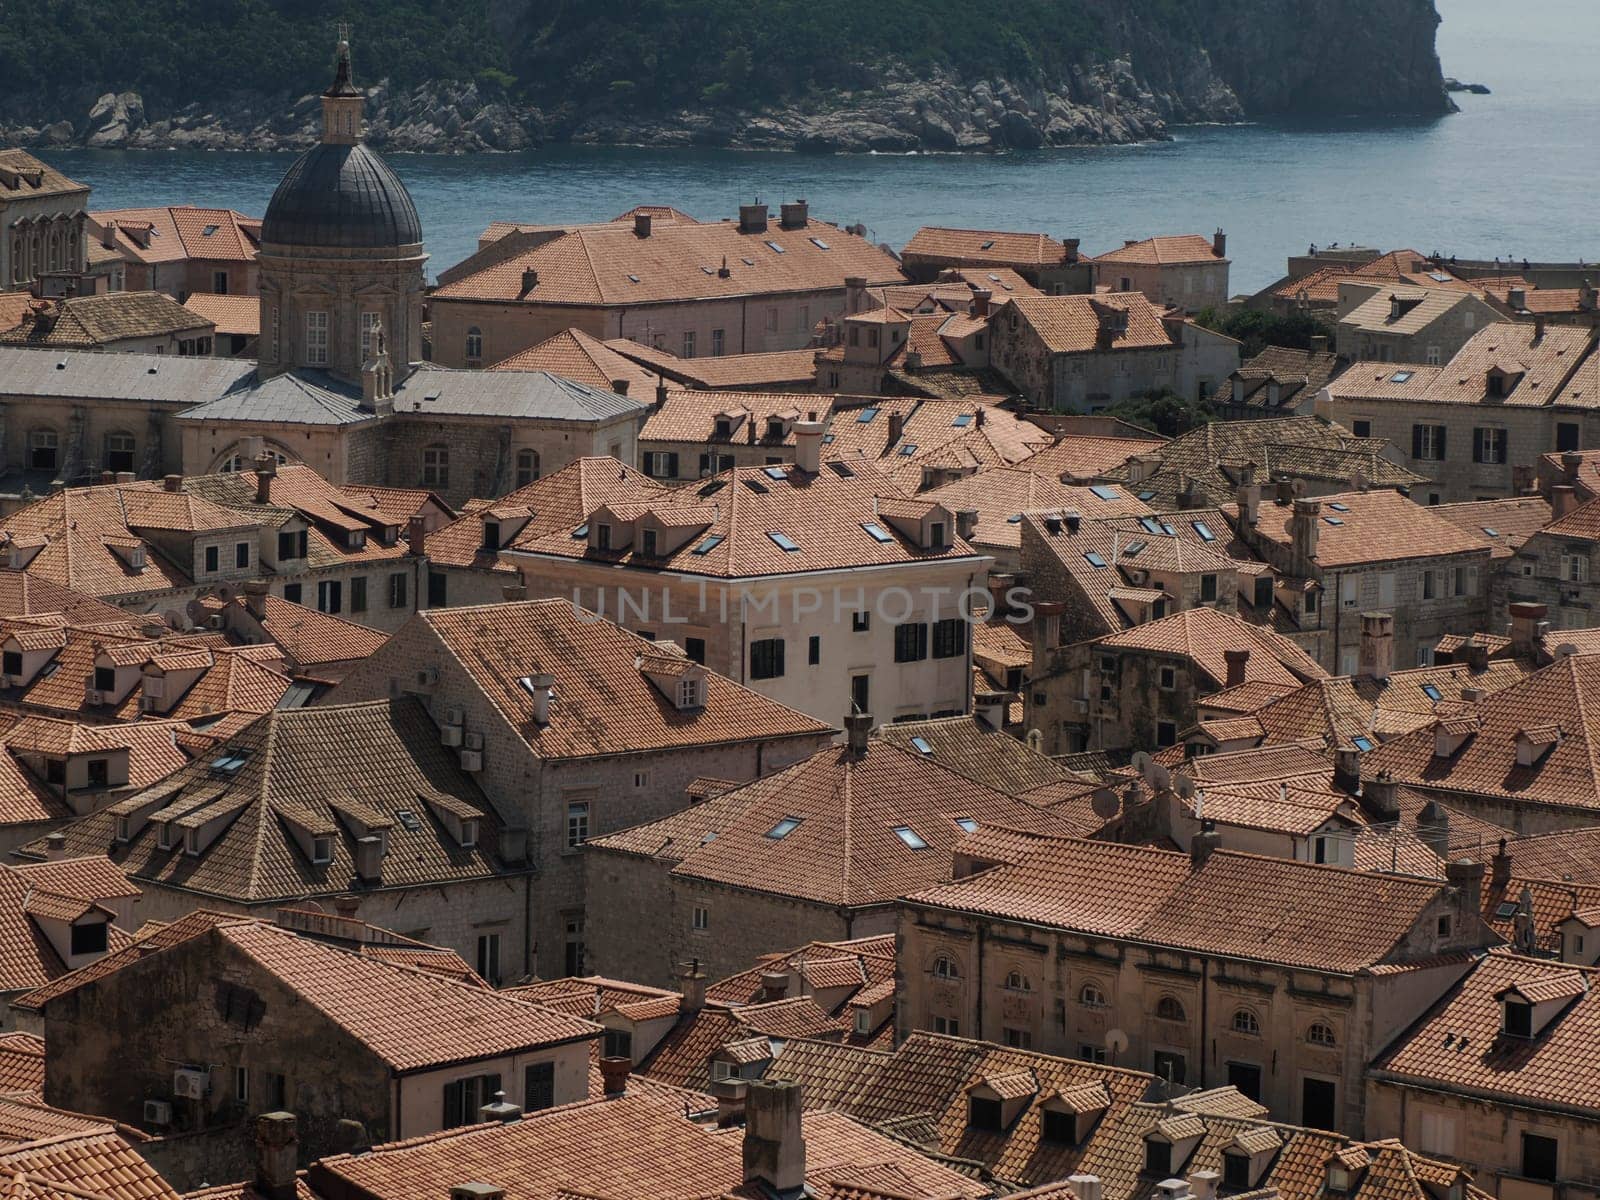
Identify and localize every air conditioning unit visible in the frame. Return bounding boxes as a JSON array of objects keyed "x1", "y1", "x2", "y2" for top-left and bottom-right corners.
[
  {"x1": 143, "y1": 1099, "x2": 172, "y2": 1126},
  {"x1": 463, "y1": 730, "x2": 484, "y2": 751},
  {"x1": 416, "y1": 667, "x2": 439, "y2": 688},
  {"x1": 173, "y1": 1068, "x2": 208, "y2": 1100},
  {"x1": 440, "y1": 724, "x2": 463, "y2": 748},
  {"x1": 444, "y1": 705, "x2": 464, "y2": 727},
  {"x1": 207, "y1": 614, "x2": 224, "y2": 630},
  {"x1": 459, "y1": 749, "x2": 483, "y2": 772},
  {"x1": 1127, "y1": 569, "x2": 1148, "y2": 586},
  {"x1": 1072, "y1": 699, "x2": 1089, "y2": 715}
]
